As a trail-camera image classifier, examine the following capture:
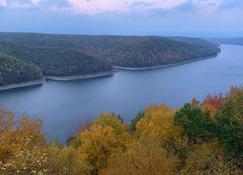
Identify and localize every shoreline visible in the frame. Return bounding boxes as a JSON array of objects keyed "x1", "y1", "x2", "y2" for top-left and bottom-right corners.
[
  {"x1": 45, "y1": 71, "x2": 114, "y2": 81},
  {"x1": 0, "y1": 71, "x2": 114, "y2": 91},
  {"x1": 0, "y1": 79, "x2": 45, "y2": 91},
  {"x1": 112, "y1": 55, "x2": 217, "y2": 71},
  {"x1": 0, "y1": 54, "x2": 217, "y2": 91}
]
